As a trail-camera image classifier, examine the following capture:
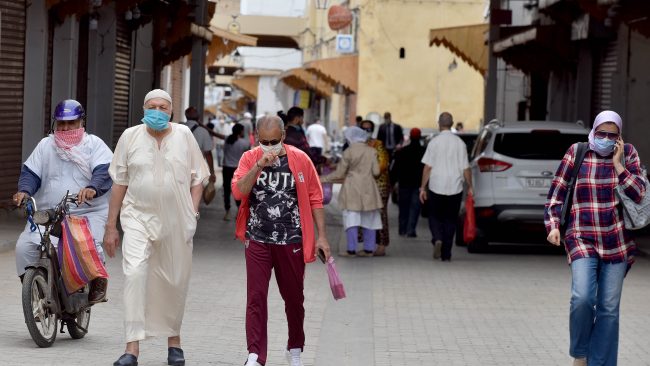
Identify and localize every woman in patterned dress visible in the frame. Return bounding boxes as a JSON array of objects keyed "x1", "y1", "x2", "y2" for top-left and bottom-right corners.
[{"x1": 360, "y1": 120, "x2": 391, "y2": 256}]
